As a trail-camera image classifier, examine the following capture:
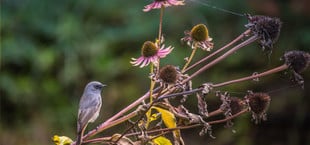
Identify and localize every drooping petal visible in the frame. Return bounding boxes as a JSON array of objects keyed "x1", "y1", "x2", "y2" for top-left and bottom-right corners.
[
  {"x1": 131, "y1": 57, "x2": 144, "y2": 66},
  {"x1": 158, "y1": 47, "x2": 173, "y2": 58},
  {"x1": 140, "y1": 58, "x2": 149, "y2": 68},
  {"x1": 143, "y1": 0, "x2": 184, "y2": 12}
]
